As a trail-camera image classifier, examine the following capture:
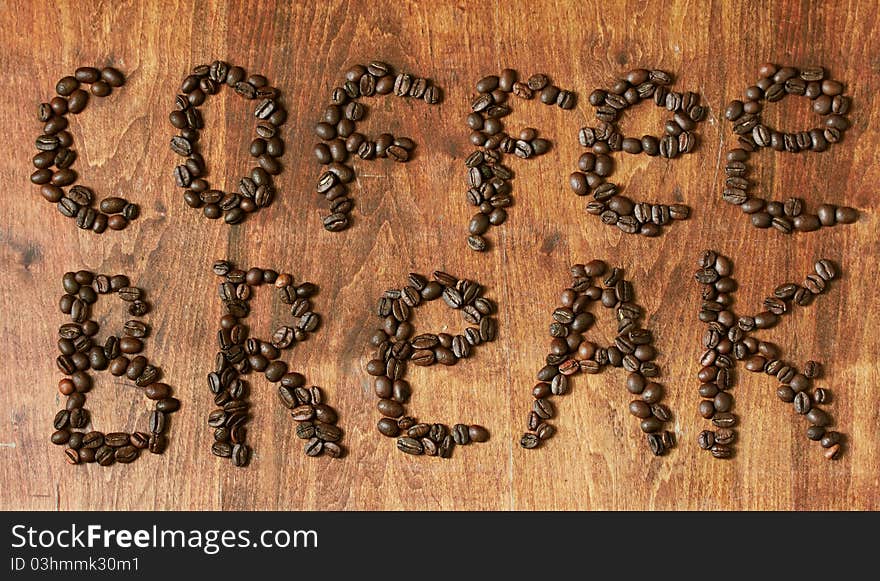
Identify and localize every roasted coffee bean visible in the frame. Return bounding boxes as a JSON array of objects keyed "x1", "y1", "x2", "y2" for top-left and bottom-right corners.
[
  {"x1": 67, "y1": 396, "x2": 86, "y2": 416},
  {"x1": 710, "y1": 444, "x2": 732, "y2": 459},
  {"x1": 53, "y1": 410, "x2": 70, "y2": 430},
  {"x1": 806, "y1": 408, "x2": 830, "y2": 427},
  {"x1": 149, "y1": 411, "x2": 166, "y2": 434},
  {"x1": 64, "y1": 448, "x2": 80, "y2": 464},
  {"x1": 697, "y1": 430, "x2": 715, "y2": 450},
  {"x1": 95, "y1": 445, "x2": 115, "y2": 466},
  {"x1": 465, "y1": 425, "x2": 488, "y2": 443},
  {"x1": 793, "y1": 391, "x2": 812, "y2": 414},
  {"x1": 452, "y1": 423, "x2": 470, "y2": 445},
  {"x1": 156, "y1": 398, "x2": 179, "y2": 413},
  {"x1": 231, "y1": 444, "x2": 250, "y2": 466},
  {"x1": 105, "y1": 432, "x2": 130, "y2": 447},
  {"x1": 520, "y1": 433, "x2": 540, "y2": 449},
  {"x1": 712, "y1": 413, "x2": 737, "y2": 428},
  {"x1": 814, "y1": 259, "x2": 836, "y2": 281},
  {"x1": 148, "y1": 434, "x2": 166, "y2": 454},
  {"x1": 397, "y1": 437, "x2": 424, "y2": 455}
]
